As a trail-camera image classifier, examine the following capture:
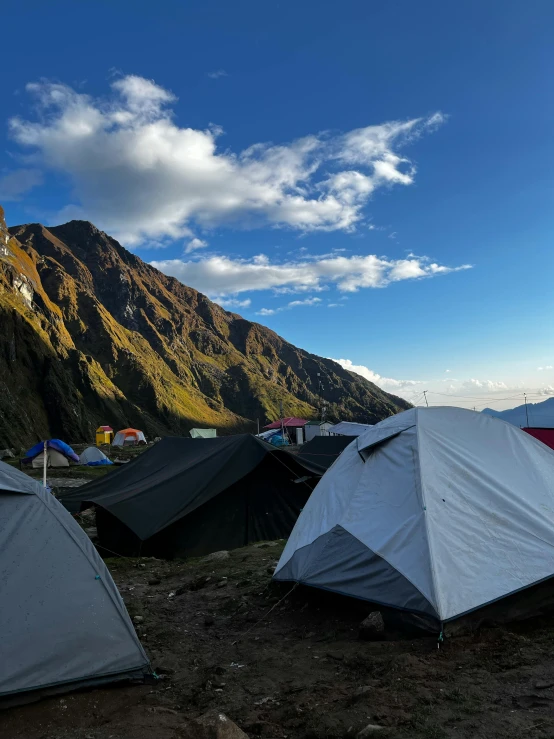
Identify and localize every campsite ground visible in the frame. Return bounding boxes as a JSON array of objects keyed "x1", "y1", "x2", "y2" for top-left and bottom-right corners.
[{"x1": 4, "y1": 540, "x2": 554, "y2": 739}]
